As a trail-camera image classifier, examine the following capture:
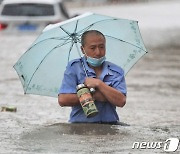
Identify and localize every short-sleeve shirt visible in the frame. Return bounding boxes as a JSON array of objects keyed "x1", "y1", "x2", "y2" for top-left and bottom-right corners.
[{"x1": 59, "y1": 56, "x2": 127, "y2": 123}]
